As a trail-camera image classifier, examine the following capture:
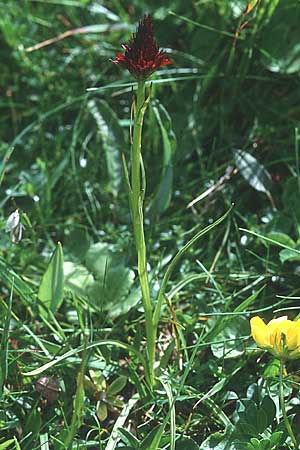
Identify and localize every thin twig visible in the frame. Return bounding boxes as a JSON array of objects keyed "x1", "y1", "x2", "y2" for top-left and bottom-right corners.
[{"x1": 25, "y1": 26, "x2": 93, "y2": 52}]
